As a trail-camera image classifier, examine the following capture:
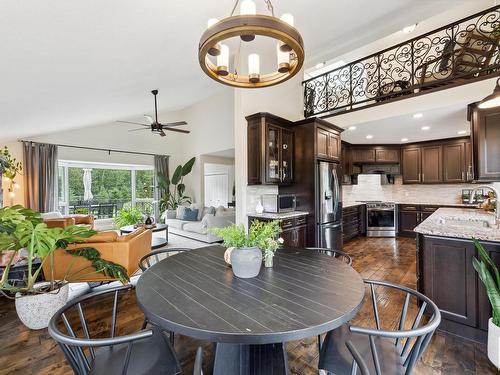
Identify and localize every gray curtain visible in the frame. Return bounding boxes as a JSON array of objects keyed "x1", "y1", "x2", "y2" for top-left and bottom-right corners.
[
  {"x1": 154, "y1": 155, "x2": 170, "y2": 220},
  {"x1": 23, "y1": 142, "x2": 58, "y2": 212}
]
